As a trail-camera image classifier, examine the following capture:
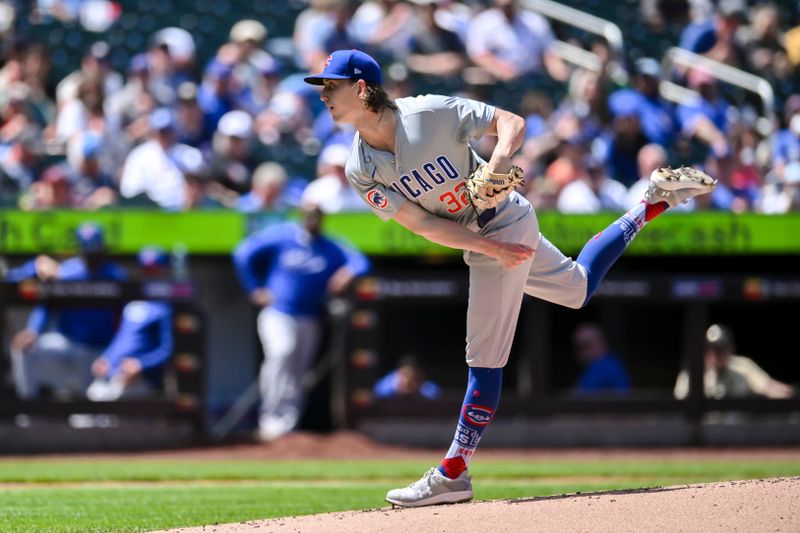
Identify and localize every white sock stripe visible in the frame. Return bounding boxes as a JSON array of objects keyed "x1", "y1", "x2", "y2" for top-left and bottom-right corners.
[
  {"x1": 617, "y1": 203, "x2": 647, "y2": 246},
  {"x1": 444, "y1": 422, "x2": 483, "y2": 465}
]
